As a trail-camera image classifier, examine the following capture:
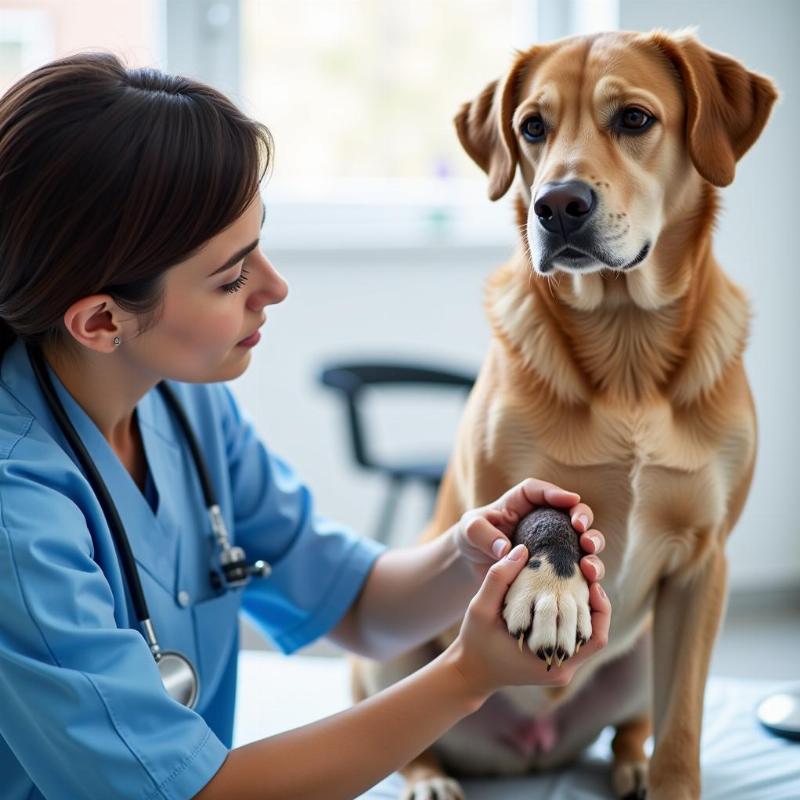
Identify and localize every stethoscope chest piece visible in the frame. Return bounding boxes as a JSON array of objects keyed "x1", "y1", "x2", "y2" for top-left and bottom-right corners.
[{"x1": 157, "y1": 651, "x2": 200, "y2": 710}]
